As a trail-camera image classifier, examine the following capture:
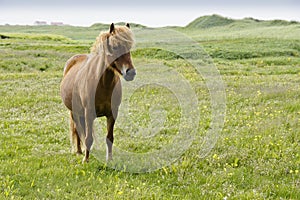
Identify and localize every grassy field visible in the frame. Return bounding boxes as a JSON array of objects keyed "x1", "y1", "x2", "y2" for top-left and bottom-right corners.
[{"x1": 0, "y1": 15, "x2": 300, "y2": 199}]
